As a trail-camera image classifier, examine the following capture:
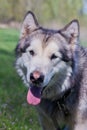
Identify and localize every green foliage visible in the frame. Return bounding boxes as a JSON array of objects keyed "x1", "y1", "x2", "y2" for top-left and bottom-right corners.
[
  {"x1": 0, "y1": 0, "x2": 86, "y2": 24},
  {"x1": 0, "y1": 29, "x2": 41, "y2": 130}
]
